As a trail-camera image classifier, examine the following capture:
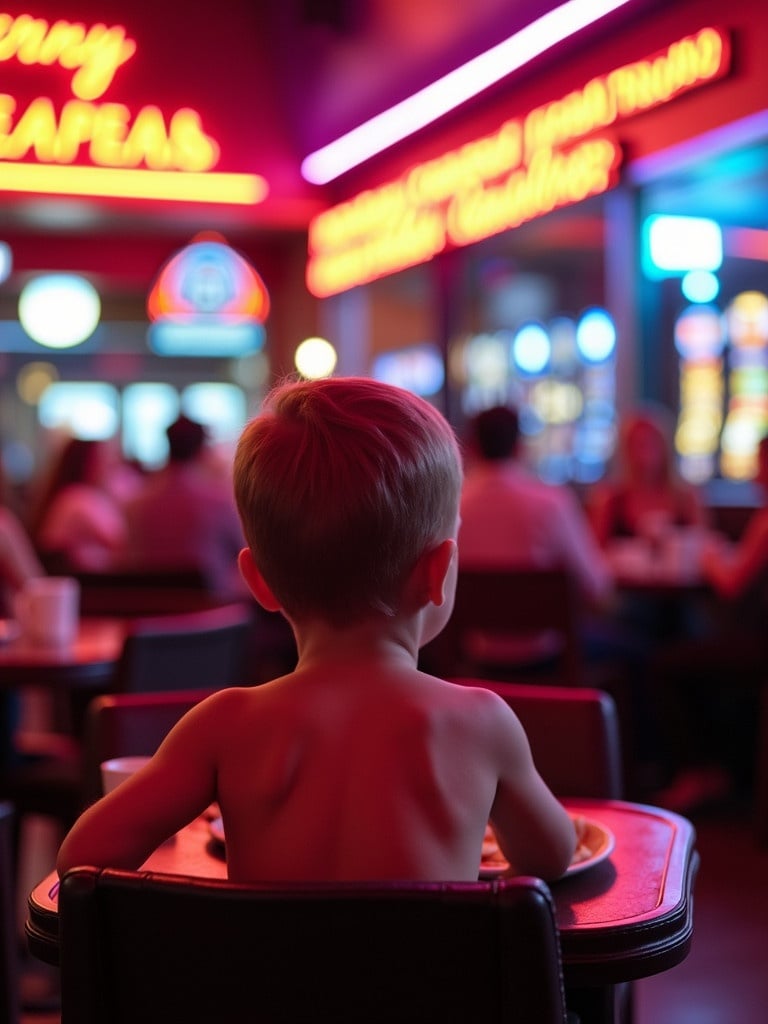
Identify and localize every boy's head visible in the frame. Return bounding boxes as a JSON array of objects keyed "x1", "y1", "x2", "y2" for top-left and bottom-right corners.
[{"x1": 234, "y1": 376, "x2": 462, "y2": 626}]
